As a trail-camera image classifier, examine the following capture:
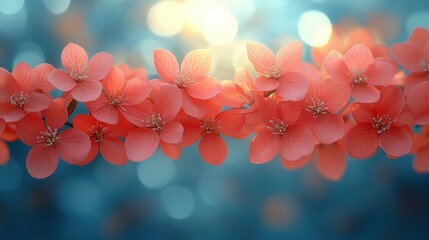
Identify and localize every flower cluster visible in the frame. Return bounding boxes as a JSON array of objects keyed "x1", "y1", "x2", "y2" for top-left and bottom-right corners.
[{"x1": 1, "y1": 28, "x2": 429, "y2": 180}]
